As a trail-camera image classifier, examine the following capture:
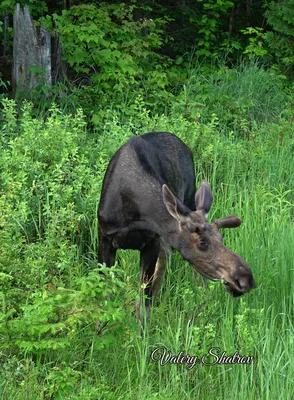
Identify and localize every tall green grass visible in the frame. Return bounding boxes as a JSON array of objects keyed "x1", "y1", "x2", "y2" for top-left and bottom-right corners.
[
  {"x1": 88, "y1": 121, "x2": 293, "y2": 400},
  {"x1": 173, "y1": 59, "x2": 290, "y2": 133}
]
